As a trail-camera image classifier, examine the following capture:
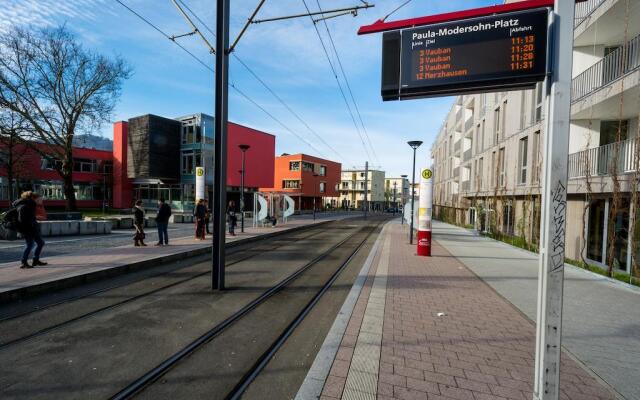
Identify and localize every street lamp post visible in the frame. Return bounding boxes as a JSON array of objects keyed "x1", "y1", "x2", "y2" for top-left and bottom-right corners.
[
  {"x1": 407, "y1": 141, "x2": 423, "y2": 245},
  {"x1": 400, "y1": 174, "x2": 407, "y2": 225},
  {"x1": 238, "y1": 144, "x2": 250, "y2": 233}
]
